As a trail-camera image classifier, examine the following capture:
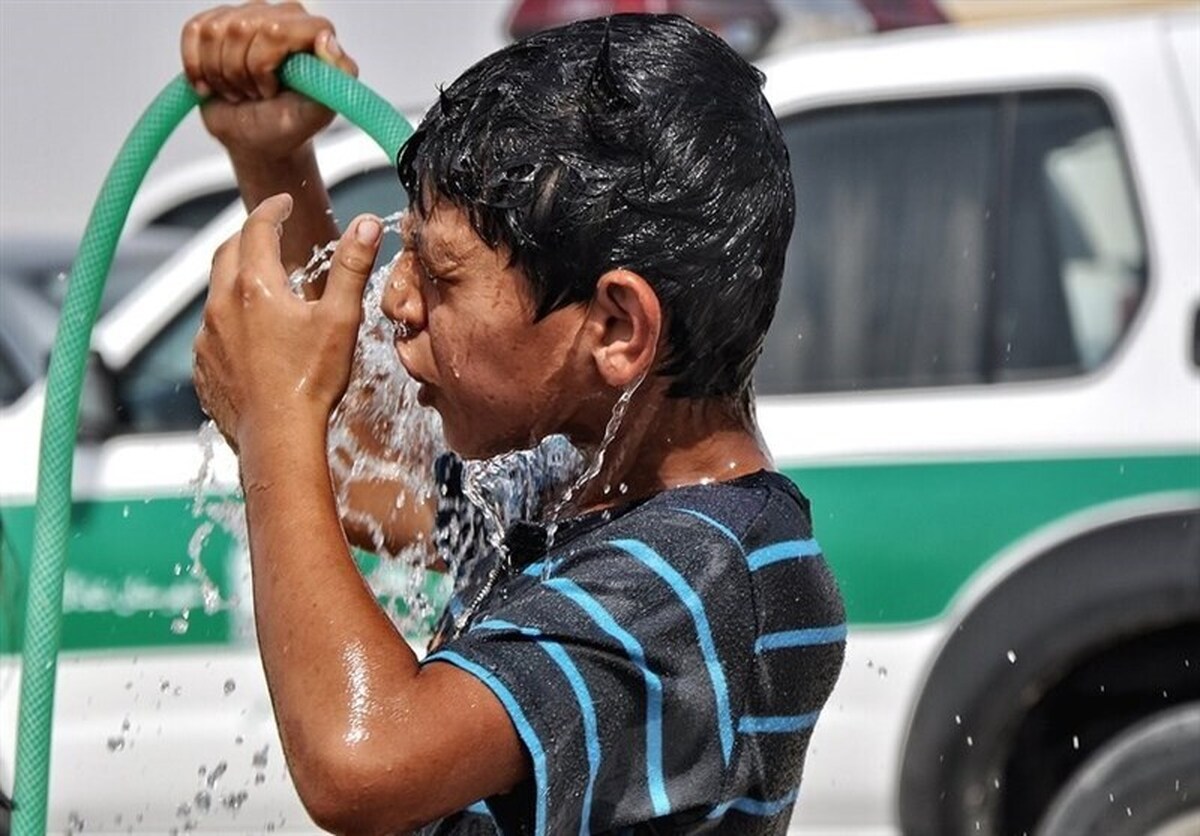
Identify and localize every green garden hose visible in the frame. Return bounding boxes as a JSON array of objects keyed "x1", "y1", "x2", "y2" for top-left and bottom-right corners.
[{"x1": 12, "y1": 54, "x2": 413, "y2": 836}]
